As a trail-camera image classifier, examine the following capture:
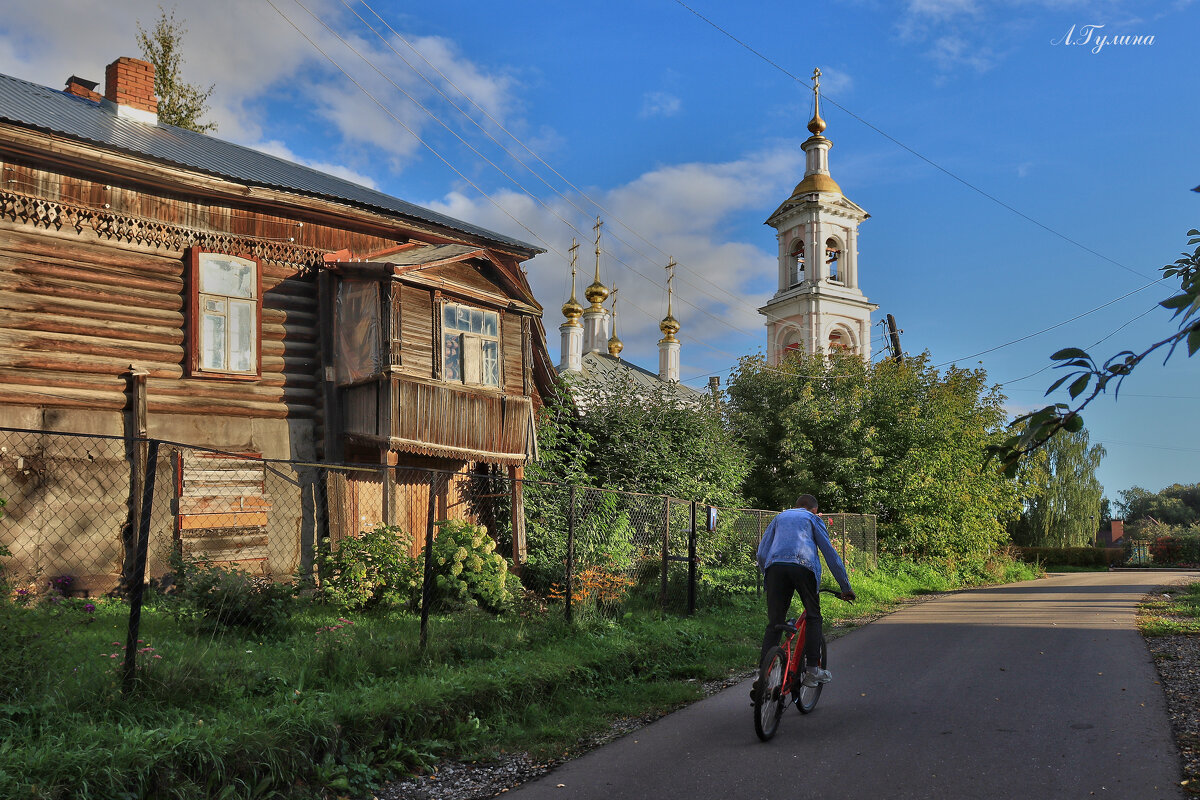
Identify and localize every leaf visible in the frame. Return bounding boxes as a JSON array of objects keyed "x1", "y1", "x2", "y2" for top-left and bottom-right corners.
[
  {"x1": 1188, "y1": 325, "x2": 1200, "y2": 357},
  {"x1": 1068, "y1": 374, "x2": 1091, "y2": 399},
  {"x1": 1064, "y1": 413, "x2": 1084, "y2": 433},
  {"x1": 1046, "y1": 375, "x2": 1073, "y2": 395},
  {"x1": 1051, "y1": 347, "x2": 1090, "y2": 361},
  {"x1": 1160, "y1": 293, "x2": 1191, "y2": 312}
]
